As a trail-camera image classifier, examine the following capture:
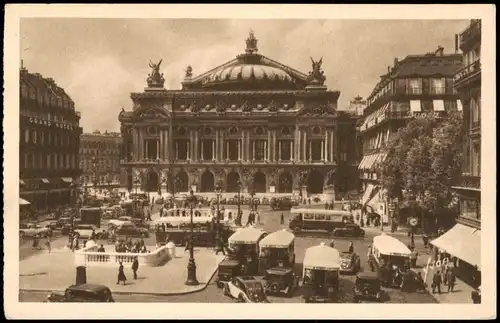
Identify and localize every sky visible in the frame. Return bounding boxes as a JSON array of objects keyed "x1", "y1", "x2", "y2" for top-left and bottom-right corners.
[{"x1": 20, "y1": 19, "x2": 470, "y2": 133}]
